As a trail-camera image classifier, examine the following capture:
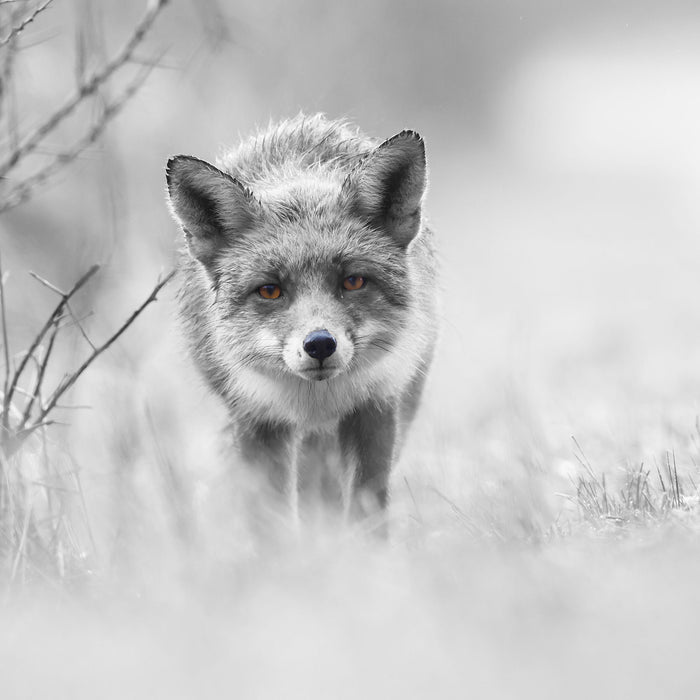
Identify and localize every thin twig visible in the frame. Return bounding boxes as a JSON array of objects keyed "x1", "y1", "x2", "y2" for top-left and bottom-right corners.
[
  {"x1": 55, "y1": 309, "x2": 94, "y2": 332},
  {"x1": 27, "y1": 270, "x2": 63, "y2": 295},
  {"x1": 35, "y1": 269, "x2": 175, "y2": 426},
  {"x1": 29, "y1": 274, "x2": 98, "y2": 348},
  {"x1": 0, "y1": 253, "x2": 11, "y2": 432},
  {"x1": 15, "y1": 418, "x2": 60, "y2": 435},
  {"x1": 0, "y1": 0, "x2": 54, "y2": 47},
  {"x1": 403, "y1": 475, "x2": 422, "y2": 524},
  {"x1": 0, "y1": 62, "x2": 156, "y2": 213},
  {"x1": 0, "y1": 0, "x2": 168, "y2": 178},
  {"x1": 0, "y1": 0, "x2": 22, "y2": 146},
  {"x1": 19, "y1": 320, "x2": 58, "y2": 428},
  {"x1": 65, "y1": 304, "x2": 95, "y2": 350}
]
